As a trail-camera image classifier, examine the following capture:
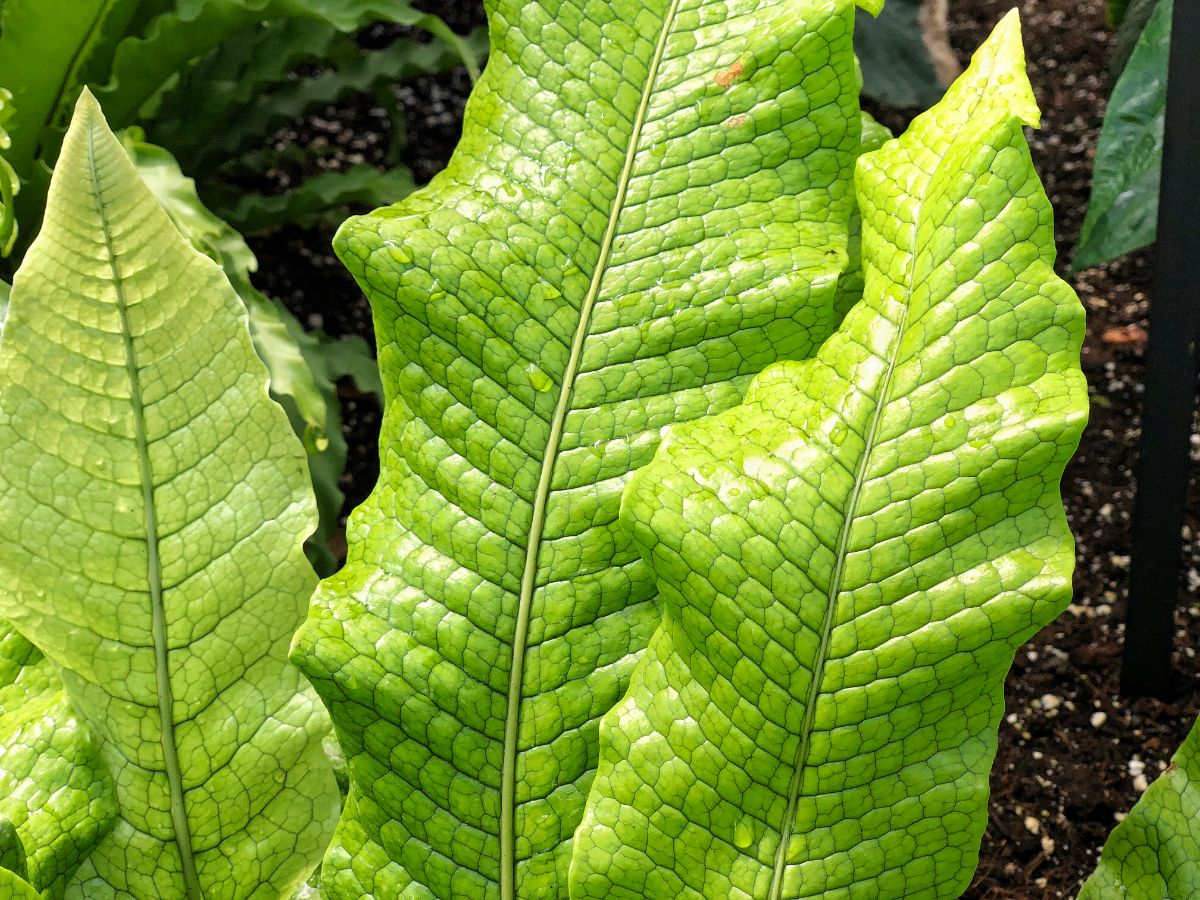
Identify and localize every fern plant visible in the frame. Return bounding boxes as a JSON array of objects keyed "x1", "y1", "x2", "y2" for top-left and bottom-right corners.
[
  {"x1": 570, "y1": 13, "x2": 1087, "y2": 897},
  {"x1": 0, "y1": 0, "x2": 480, "y2": 573},
  {"x1": 0, "y1": 2, "x2": 1107, "y2": 898},
  {"x1": 292, "y1": 1, "x2": 1087, "y2": 898},
  {"x1": 0, "y1": 0, "x2": 483, "y2": 257},
  {"x1": 0, "y1": 91, "x2": 340, "y2": 898}
]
